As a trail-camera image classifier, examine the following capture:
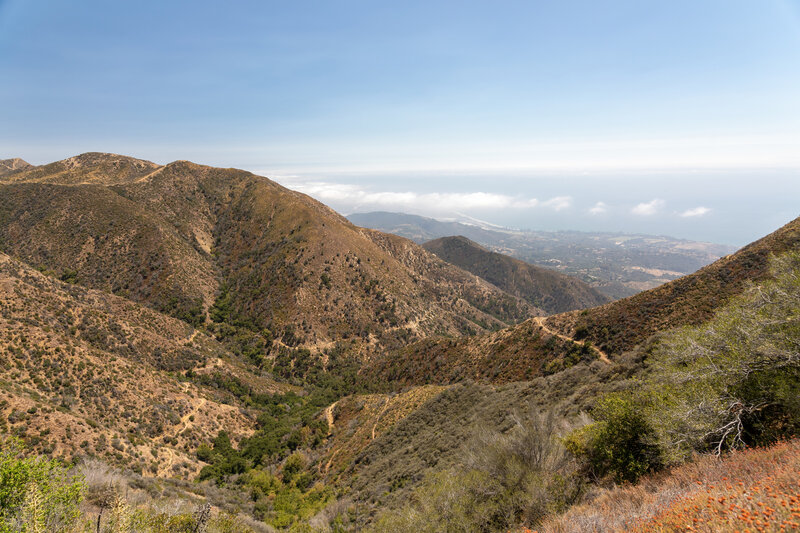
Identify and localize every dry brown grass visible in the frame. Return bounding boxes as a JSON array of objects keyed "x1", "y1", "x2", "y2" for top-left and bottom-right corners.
[{"x1": 538, "y1": 439, "x2": 800, "y2": 532}]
